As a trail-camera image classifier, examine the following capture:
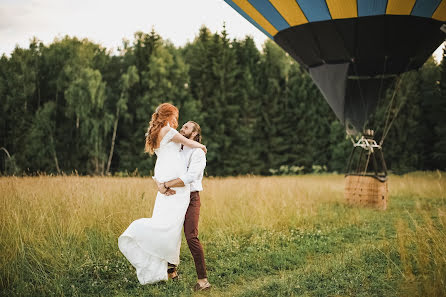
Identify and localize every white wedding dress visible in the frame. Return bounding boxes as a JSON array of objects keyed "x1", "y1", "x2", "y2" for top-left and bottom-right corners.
[{"x1": 118, "y1": 126, "x2": 190, "y2": 284}]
